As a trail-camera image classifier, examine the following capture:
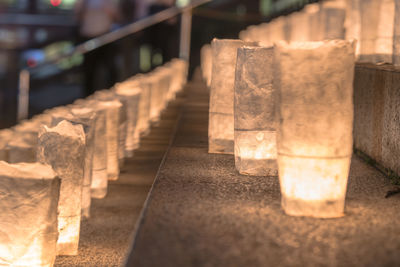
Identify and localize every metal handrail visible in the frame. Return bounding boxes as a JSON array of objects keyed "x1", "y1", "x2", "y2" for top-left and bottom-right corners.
[{"x1": 17, "y1": 0, "x2": 211, "y2": 121}]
